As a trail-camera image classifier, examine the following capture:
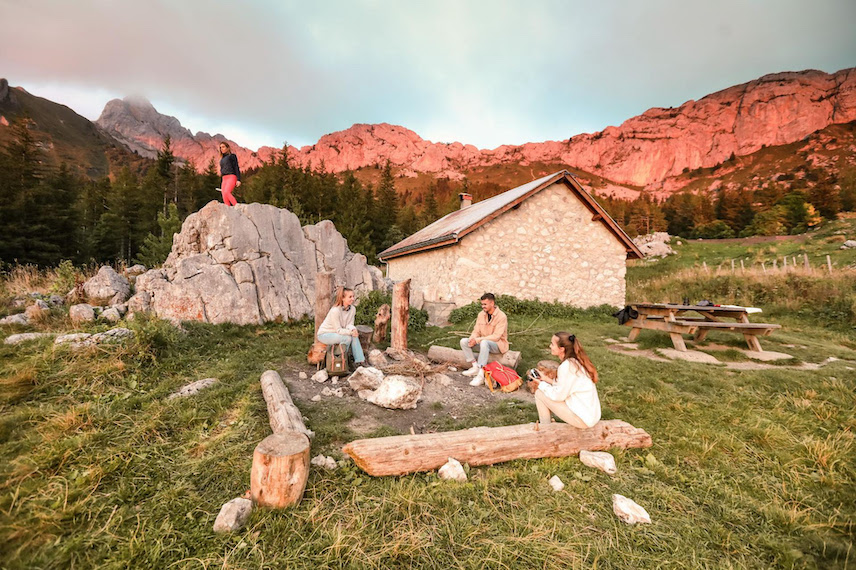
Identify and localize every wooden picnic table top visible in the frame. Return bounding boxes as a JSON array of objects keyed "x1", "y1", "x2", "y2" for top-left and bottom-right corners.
[{"x1": 631, "y1": 302, "x2": 749, "y2": 314}]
